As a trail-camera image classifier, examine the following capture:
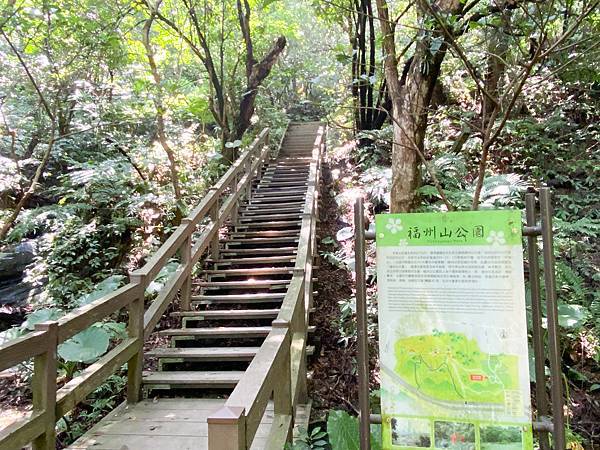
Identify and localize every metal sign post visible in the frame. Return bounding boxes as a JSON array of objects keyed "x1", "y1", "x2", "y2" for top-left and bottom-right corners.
[{"x1": 354, "y1": 187, "x2": 565, "y2": 450}]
